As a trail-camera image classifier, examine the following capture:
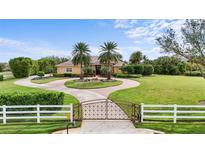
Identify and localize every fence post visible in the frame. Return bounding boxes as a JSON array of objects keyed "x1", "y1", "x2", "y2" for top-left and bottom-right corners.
[
  {"x1": 37, "y1": 104, "x2": 40, "y2": 123},
  {"x1": 3, "y1": 105, "x2": 6, "y2": 124},
  {"x1": 173, "y1": 104, "x2": 177, "y2": 123},
  {"x1": 141, "y1": 103, "x2": 144, "y2": 123},
  {"x1": 70, "y1": 104, "x2": 73, "y2": 123}
]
